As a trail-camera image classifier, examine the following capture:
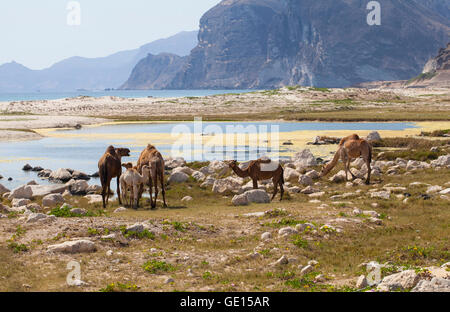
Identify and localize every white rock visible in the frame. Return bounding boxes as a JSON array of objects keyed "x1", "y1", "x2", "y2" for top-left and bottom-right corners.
[
  {"x1": 70, "y1": 208, "x2": 87, "y2": 215},
  {"x1": 114, "y1": 207, "x2": 127, "y2": 213},
  {"x1": 298, "y1": 174, "x2": 313, "y2": 186},
  {"x1": 377, "y1": 270, "x2": 419, "y2": 291},
  {"x1": 284, "y1": 167, "x2": 300, "y2": 182},
  {"x1": 9, "y1": 185, "x2": 33, "y2": 200},
  {"x1": 370, "y1": 191, "x2": 391, "y2": 200},
  {"x1": 12, "y1": 198, "x2": 31, "y2": 207},
  {"x1": 300, "y1": 265, "x2": 314, "y2": 275},
  {"x1": 245, "y1": 189, "x2": 271, "y2": 204},
  {"x1": 426, "y1": 185, "x2": 443, "y2": 194},
  {"x1": 84, "y1": 194, "x2": 103, "y2": 204},
  {"x1": 181, "y1": 196, "x2": 193, "y2": 202},
  {"x1": 356, "y1": 275, "x2": 368, "y2": 289},
  {"x1": 431, "y1": 155, "x2": 450, "y2": 168},
  {"x1": 191, "y1": 171, "x2": 206, "y2": 182},
  {"x1": 366, "y1": 131, "x2": 381, "y2": 141},
  {"x1": 278, "y1": 227, "x2": 298, "y2": 237},
  {"x1": 27, "y1": 213, "x2": 55, "y2": 223},
  {"x1": 168, "y1": 171, "x2": 189, "y2": 184},
  {"x1": 261, "y1": 232, "x2": 272, "y2": 241},
  {"x1": 47, "y1": 240, "x2": 96, "y2": 254},
  {"x1": 231, "y1": 194, "x2": 249, "y2": 206},
  {"x1": 212, "y1": 177, "x2": 242, "y2": 194},
  {"x1": 126, "y1": 223, "x2": 144, "y2": 233},
  {"x1": 273, "y1": 256, "x2": 289, "y2": 266},
  {"x1": 49, "y1": 168, "x2": 72, "y2": 182},
  {"x1": 30, "y1": 184, "x2": 67, "y2": 197},
  {"x1": 412, "y1": 277, "x2": 450, "y2": 292},
  {"x1": 42, "y1": 194, "x2": 64, "y2": 207}
]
